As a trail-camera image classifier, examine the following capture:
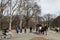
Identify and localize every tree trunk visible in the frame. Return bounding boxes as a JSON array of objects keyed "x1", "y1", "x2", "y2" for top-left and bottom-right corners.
[
  {"x1": 19, "y1": 15, "x2": 23, "y2": 28},
  {"x1": 26, "y1": 19, "x2": 29, "y2": 28},
  {"x1": 9, "y1": 0, "x2": 12, "y2": 31},
  {"x1": 9, "y1": 16, "x2": 12, "y2": 31},
  {"x1": 20, "y1": 20, "x2": 22, "y2": 28}
]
